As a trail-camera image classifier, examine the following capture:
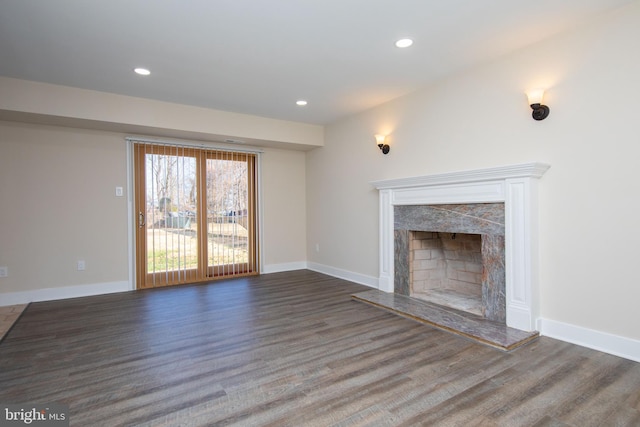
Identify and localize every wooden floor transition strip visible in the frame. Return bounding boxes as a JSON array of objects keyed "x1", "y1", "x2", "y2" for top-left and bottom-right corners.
[
  {"x1": 352, "y1": 289, "x2": 538, "y2": 351},
  {"x1": 0, "y1": 303, "x2": 28, "y2": 344}
]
